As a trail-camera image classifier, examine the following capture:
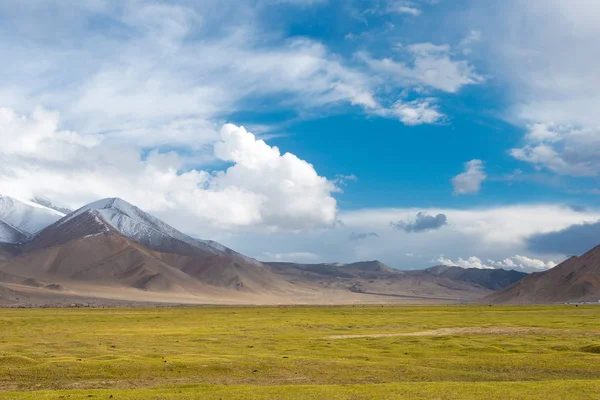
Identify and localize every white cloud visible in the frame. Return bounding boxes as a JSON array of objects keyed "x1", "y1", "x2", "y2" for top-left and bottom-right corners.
[
  {"x1": 212, "y1": 124, "x2": 338, "y2": 229},
  {"x1": 360, "y1": 42, "x2": 483, "y2": 93},
  {"x1": 387, "y1": 99, "x2": 444, "y2": 125},
  {"x1": 437, "y1": 256, "x2": 493, "y2": 270},
  {"x1": 261, "y1": 252, "x2": 320, "y2": 262},
  {"x1": 489, "y1": 255, "x2": 557, "y2": 271},
  {"x1": 0, "y1": 0, "x2": 478, "y2": 147},
  {"x1": 438, "y1": 254, "x2": 557, "y2": 271},
  {"x1": 525, "y1": 123, "x2": 560, "y2": 142},
  {"x1": 511, "y1": 124, "x2": 600, "y2": 177},
  {"x1": 395, "y1": 6, "x2": 421, "y2": 16},
  {"x1": 459, "y1": 30, "x2": 482, "y2": 47},
  {"x1": 0, "y1": 108, "x2": 338, "y2": 232},
  {"x1": 385, "y1": 0, "x2": 443, "y2": 17},
  {"x1": 0, "y1": 1, "x2": 382, "y2": 145},
  {"x1": 389, "y1": 2, "x2": 422, "y2": 16},
  {"x1": 452, "y1": 159, "x2": 486, "y2": 195},
  {"x1": 471, "y1": 1, "x2": 600, "y2": 177}
]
